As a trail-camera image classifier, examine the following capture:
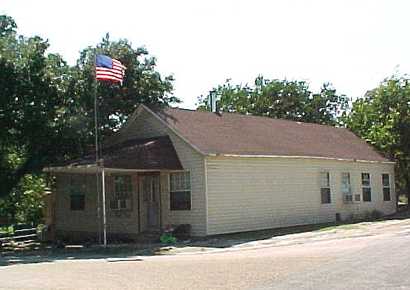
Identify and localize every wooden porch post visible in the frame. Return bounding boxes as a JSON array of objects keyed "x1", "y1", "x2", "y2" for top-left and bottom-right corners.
[{"x1": 102, "y1": 166, "x2": 107, "y2": 247}]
